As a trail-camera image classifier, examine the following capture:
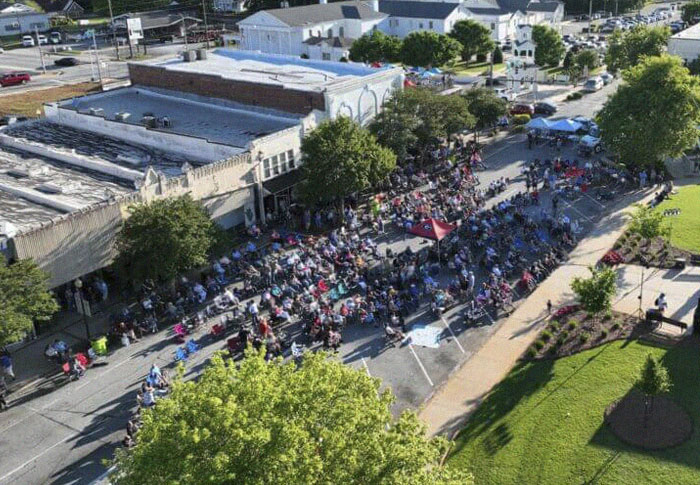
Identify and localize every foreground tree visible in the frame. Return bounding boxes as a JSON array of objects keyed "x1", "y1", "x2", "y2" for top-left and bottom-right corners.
[
  {"x1": 0, "y1": 255, "x2": 58, "y2": 346},
  {"x1": 450, "y1": 20, "x2": 495, "y2": 63},
  {"x1": 116, "y1": 195, "x2": 218, "y2": 283},
  {"x1": 111, "y1": 350, "x2": 473, "y2": 485},
  {"x1": 299, "y1": 117, "x2": 396, "y2": 207},
  {"x1": 570, "y1": 266, "x2": 617, "y2": 314},
  {"x1": 597, "y1": 55, "x2": 700, "y2": 168},
  {"x1": 574, "y1": 49, "x2": 599, "y2": 71},
  {"x1": 370, "y1": 88, "x2": 473, "y2": 161},
  {"x1": 605, "y1": 25, "x2": 670, "y2": 73},
  {"x1": 682, "y1": 1, "x2": 700, "y2": 24},
  {"x1": 532, "y1": 25, "x2": 565, "y2": 67},
  {"x1": 462, "y1": 87, "x2": 507, "y2": 142},
  {"x1": 349, "y1": 30, "x2": 401, "y2": 64},
  {"x1": 636, "y1": 354, "x2": 672, "y2": 428},
  {"x1": 400, "y1": 31, "x2": 462, "y2": 67}
]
